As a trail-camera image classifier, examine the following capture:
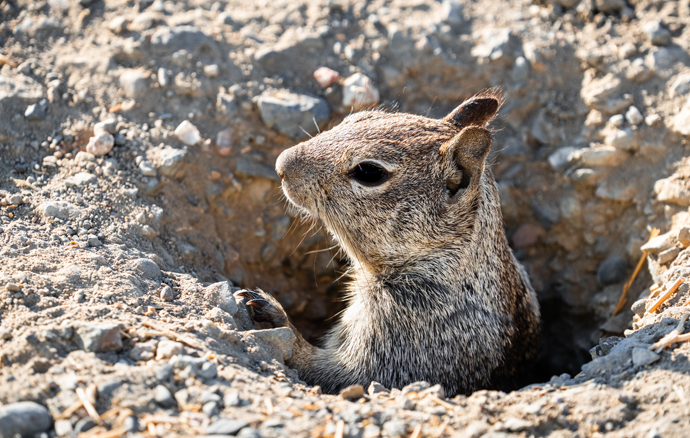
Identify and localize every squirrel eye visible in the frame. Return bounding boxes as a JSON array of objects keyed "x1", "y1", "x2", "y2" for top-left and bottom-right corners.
[{"x1": 349, "y1": 162, "x2": 388, "y2": 185}]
